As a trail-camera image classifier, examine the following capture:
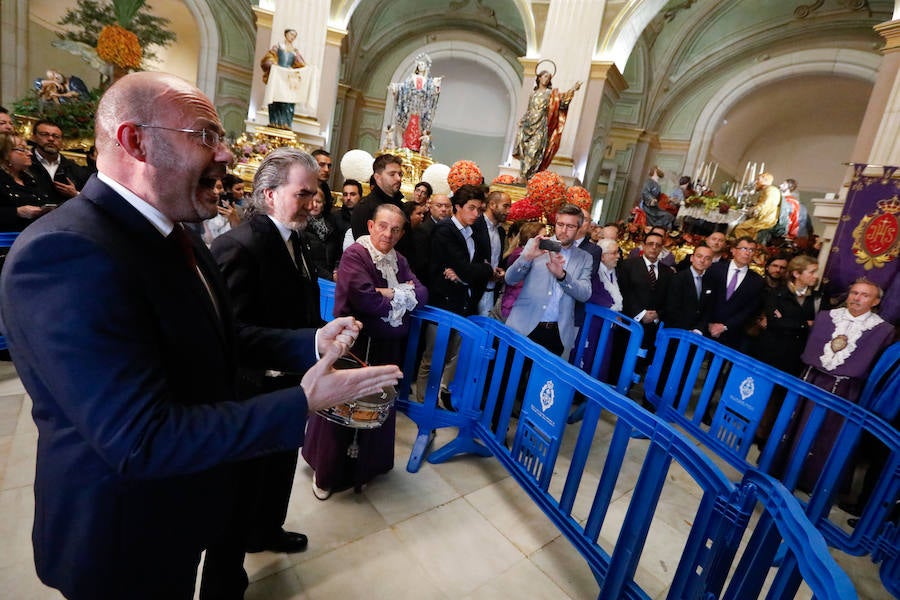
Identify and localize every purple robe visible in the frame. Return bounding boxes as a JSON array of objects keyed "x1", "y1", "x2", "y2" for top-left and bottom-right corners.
[
  {"x1": 785, "y1": 309, "x2": 894, "y2": 490},
  {"x1": 301, "y1": 243, "x2": 427, "y2": 492}
]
